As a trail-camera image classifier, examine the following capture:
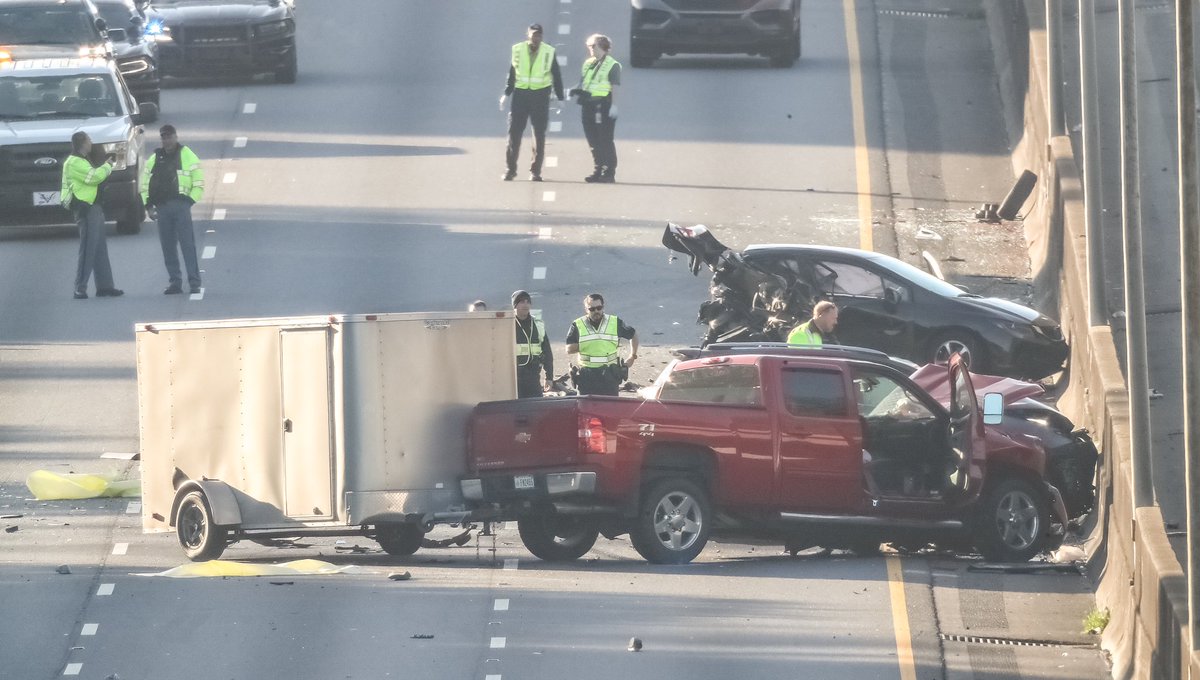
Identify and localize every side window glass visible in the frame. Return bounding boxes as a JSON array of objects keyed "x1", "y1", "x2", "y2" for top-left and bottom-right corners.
[
  {"x1": 821, "y1": 261, "x2": 885, "y2": 298},
  {"x1": 780, "y1": 369, "x2": 847, "y2": 417},
  {"x1": 853, "y1": 370, "x2": 935, "y2": 422},
  {"x1": 658, "y1": 364, "x2": 762, "y2": 406}
]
